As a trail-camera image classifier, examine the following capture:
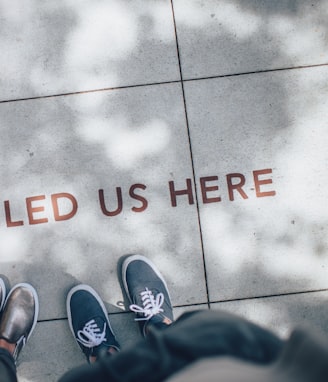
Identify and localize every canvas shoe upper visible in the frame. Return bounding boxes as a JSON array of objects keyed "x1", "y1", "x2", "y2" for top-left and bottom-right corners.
[
  {"x1": 122, "y1": 254, "x2": 173, "y2": 336},
  {"x1": 66, "y1": 284, "x2": 120, "y2": 362}
]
